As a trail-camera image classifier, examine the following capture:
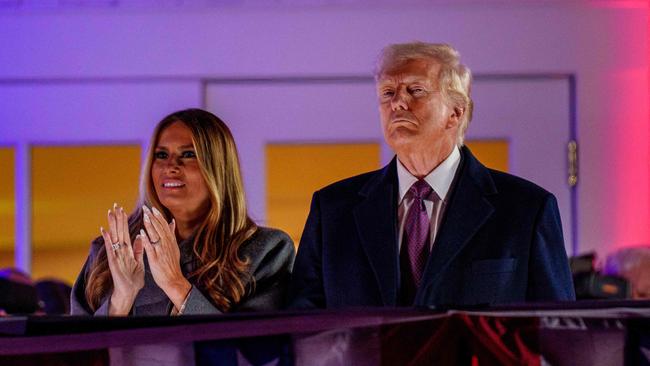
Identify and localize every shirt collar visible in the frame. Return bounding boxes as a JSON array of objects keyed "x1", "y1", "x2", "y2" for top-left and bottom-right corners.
[{"x1": 397, "y1": 146, "x2": 461, "y2": 204}]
